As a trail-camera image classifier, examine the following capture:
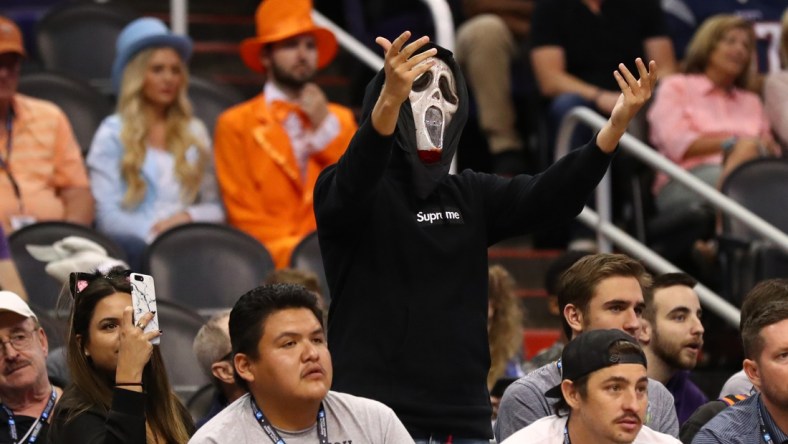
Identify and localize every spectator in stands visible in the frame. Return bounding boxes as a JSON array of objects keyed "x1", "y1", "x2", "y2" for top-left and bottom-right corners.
[
  {"x1": 501, "y1": 329, "x2": 682, "y2": 444},
  {"x1": 495, "y1": 253, "x2": 679, "y2": 441},
  {"x1": 679, "y1": 394, "x2": 749, "y2": 444},
  {"x1": 0, "y1": 16, "x2": 94, "y2": 233},
  {"x1": 455, "y1": 0, "x2": 534, "y2": 175},
  {"x1": 214, "y1": 0, "x2": 356, "y2": 269},
  {"x1": 647, "y1": 15, "x2": 780, "y2": 217},
  {"x1": 0, "y1": 291, "x2": 63, "y2": 443},
  {"x1": 50, "y1": 267, "x2": 193, "y2": 443},
  {"x1": 192, "y1": 310, "x2": 245, "y2": 429},
  {"x1": 641, "y1": 273, "x2": 707, "y2": 424},
  {"x1": 488, "y1": 264, "x2": 526, "y2": 420},
  {"x1": 764, "y1": 9, "x2": 788, "y2": 151},
  {"x1": 88, "y1": 18, "x2": 224, "y2": 269},
  {"x1": 693, "y1": 278, "x2": 788, "y2": 443},
  {"x1": 188, "y1": 284, "x2": 413, "y2": 443},
  {"x1": 0, "y1": 225, "x2": 26, "y2": 299},
  {"x1": 662, "y1": 0, "x2": 785, "y2": 79},
  {"x1": 315, "y1": 25, "x2": 657, "y2": 440},
  {"x1": 529, "y1": 0, "x2": 676, "y2": 151}
]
